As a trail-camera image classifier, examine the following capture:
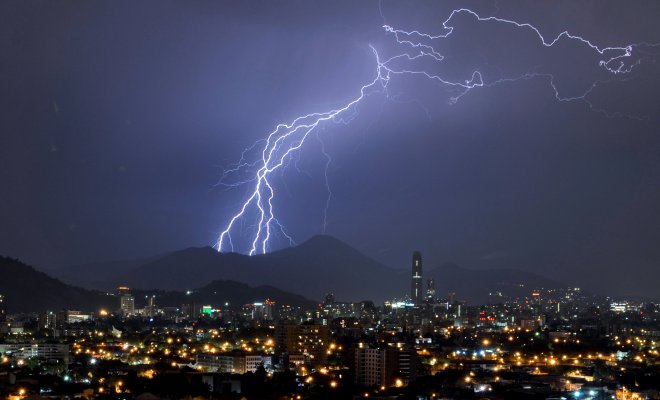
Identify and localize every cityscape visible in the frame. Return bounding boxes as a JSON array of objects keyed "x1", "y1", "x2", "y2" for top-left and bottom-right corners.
[
  {"x1": 2, "y1": 1, "x2": 660, "y2": 400},
  {"x1": 0, "y1": 250, "x2": 659, "y2": 399}
]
